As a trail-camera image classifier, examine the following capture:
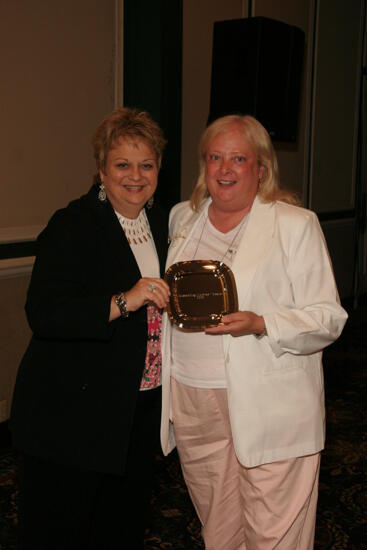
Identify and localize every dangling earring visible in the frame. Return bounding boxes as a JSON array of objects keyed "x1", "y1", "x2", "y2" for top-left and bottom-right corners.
[
  {"x1": 146, "y1": 196, "x2": 154, "y2": 209},
  {"x1": 98, "y1": 183, "x2": 107, "y2": 202}
]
